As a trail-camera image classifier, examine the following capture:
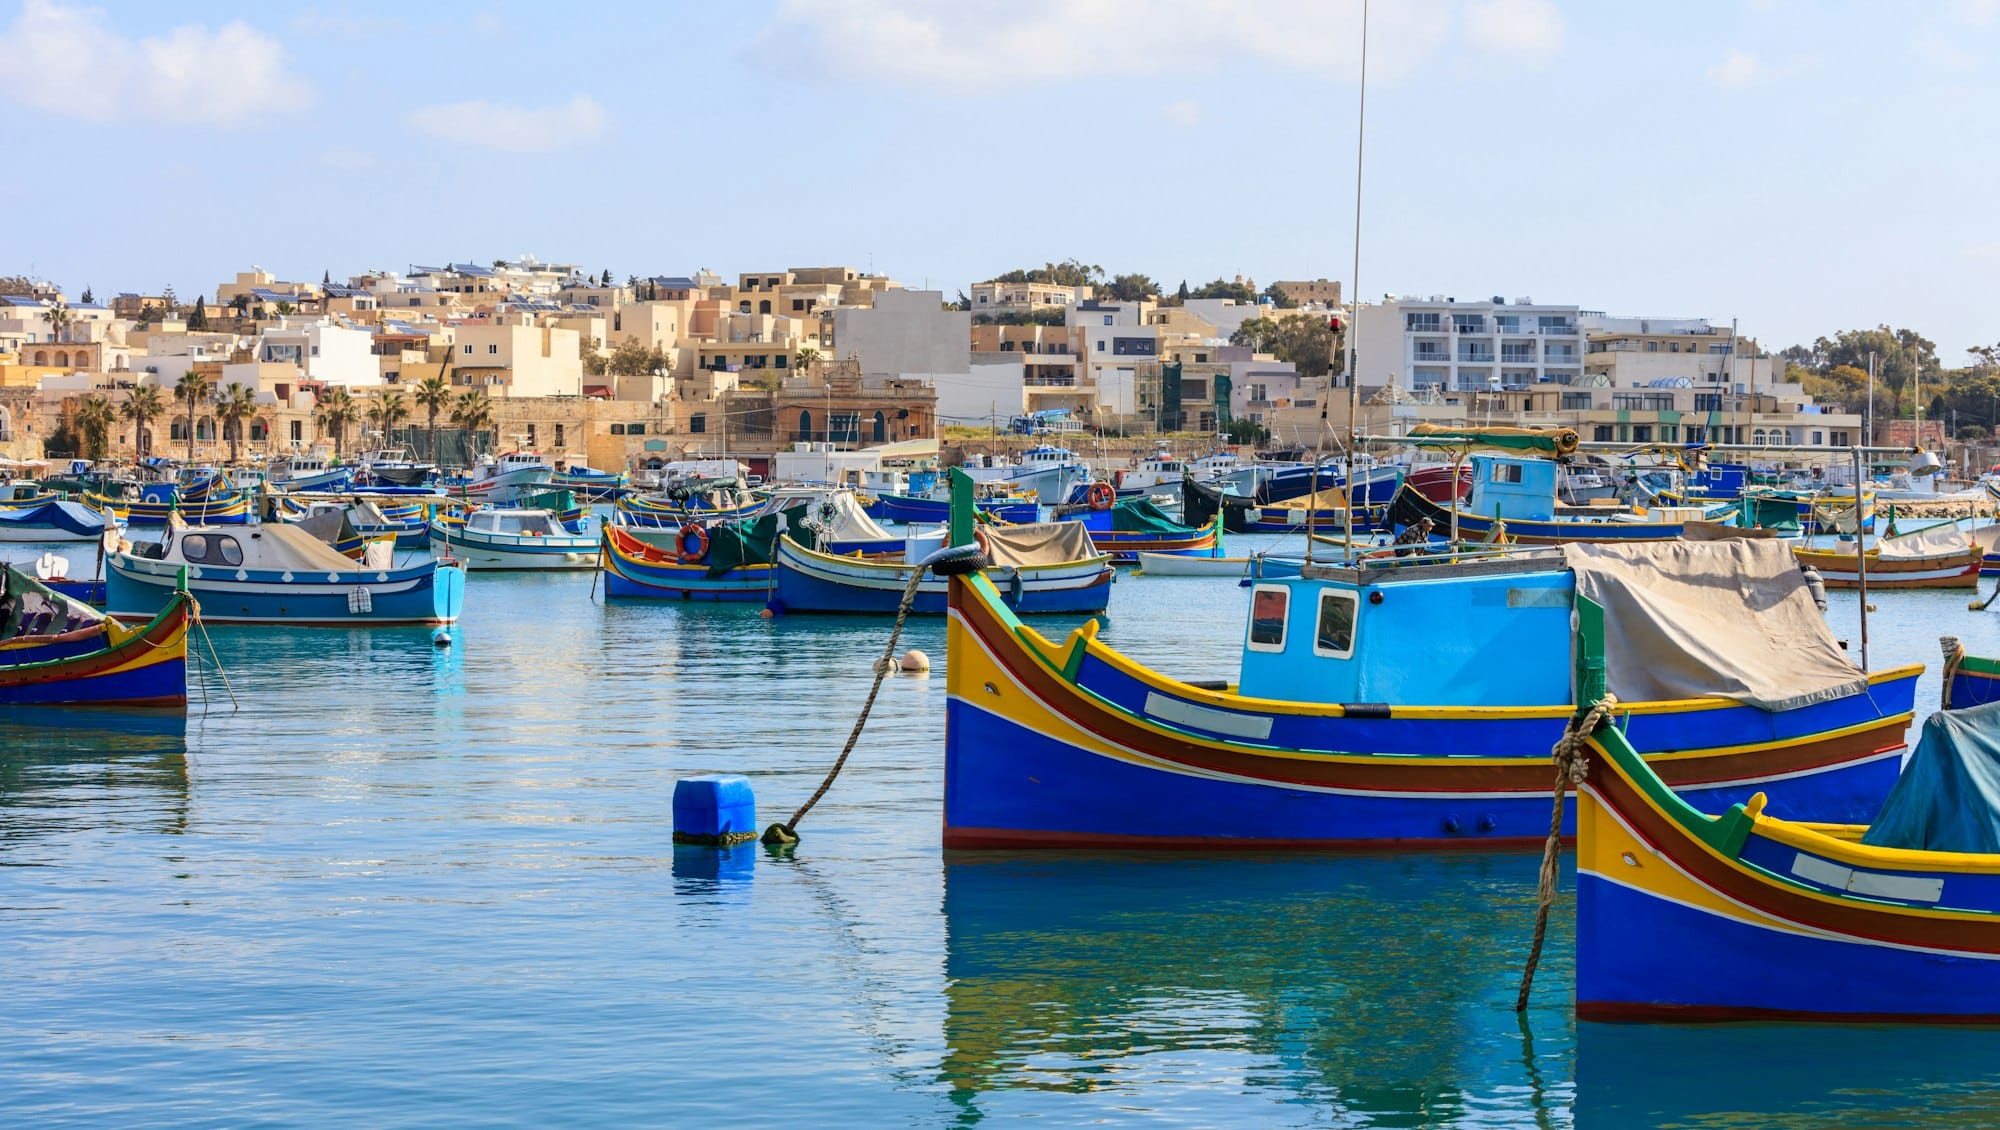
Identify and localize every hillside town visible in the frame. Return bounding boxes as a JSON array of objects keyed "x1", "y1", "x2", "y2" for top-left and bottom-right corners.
[{"x1": 0, "y1": 258, "x2": 1920, "y2": 477}]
